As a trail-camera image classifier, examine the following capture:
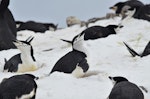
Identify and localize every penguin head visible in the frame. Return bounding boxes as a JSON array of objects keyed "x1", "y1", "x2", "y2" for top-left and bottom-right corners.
[
  {"x1": 106, "y1": 25, "x2": 123, "y2": 33},
  {"x1": 109, "y1": 76, "x2": 128, "y2": 85},
  {"x1": 106, "y1": 25, "x2": 120, "y2": 29},
  {"x1": 124, "y1": 6, "x2": 136, "y2": 17},
  {"x1": 43, "y1": 23, "x2": 58, "y2": 31},
  {"x1": 72, "y1": 32, "x2": 86, "y2": 52},
  {"x1": 72, "y1": 32, "x2": 85, "y2": 46},
  {"x1": 16, "y1": 21, "x2": 24, "y2": 28},
  {"x1": 110, "y1": 2, "x2": 125, "y2": 15},
  {"x1": 13, "y1": 36, "x2": 34, "y2": 53},
  {"x1": 24, "y1": 74, "x2": 39, "y2": 80}
]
